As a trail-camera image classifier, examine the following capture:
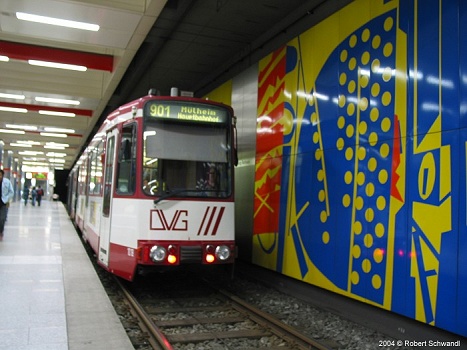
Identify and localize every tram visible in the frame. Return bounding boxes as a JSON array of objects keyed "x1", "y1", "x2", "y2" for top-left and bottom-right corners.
[{"x1": 68, "y1": 89, "x2": 237, "y2": 281}]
